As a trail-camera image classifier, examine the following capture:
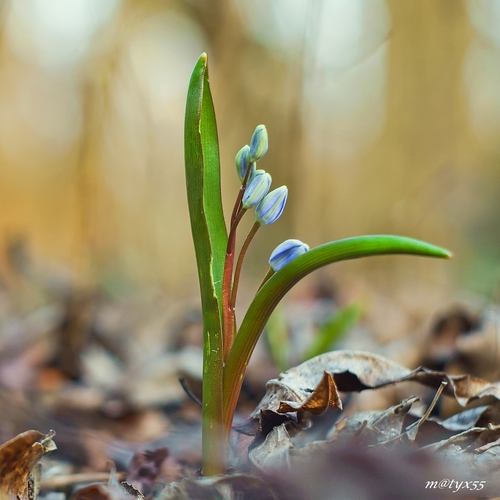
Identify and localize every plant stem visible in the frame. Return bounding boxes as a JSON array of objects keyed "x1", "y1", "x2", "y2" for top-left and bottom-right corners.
[
  {"x1": 221, "y1": 210, "x2": 245, "y2": 360},
  {"x1": 231, "y1": 163, "x2": 253, "y2": 226},
  {"x1": 202, "y1": 394, "x2": 225, "y2": 476},
  {"x1": 230, "y1": 221, "x2": 260, "y2": 308},
  {"x1": 222, "y1": 168, "x2": 254, "y2": 360},
  {"x1": 231, "y1": 186, "x2": 245, "y2": 226}
]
